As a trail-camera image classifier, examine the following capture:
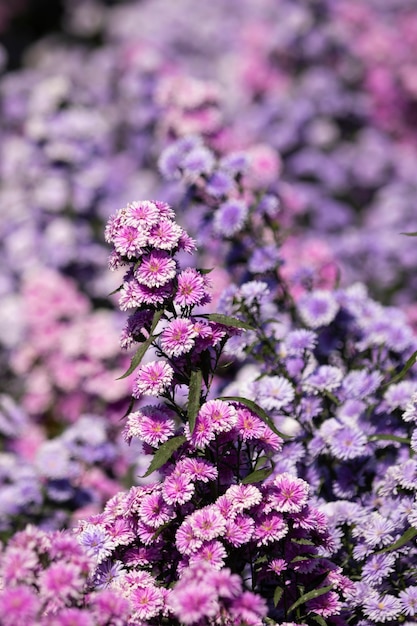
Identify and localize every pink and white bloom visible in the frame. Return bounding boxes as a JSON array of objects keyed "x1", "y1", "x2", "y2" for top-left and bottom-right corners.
[
  {"x1": 133, "y1": 360, "x2": 174, "y2": 397},
  {"x1": 160, "y1": 317, "x2": 198, "y2": 357}
]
